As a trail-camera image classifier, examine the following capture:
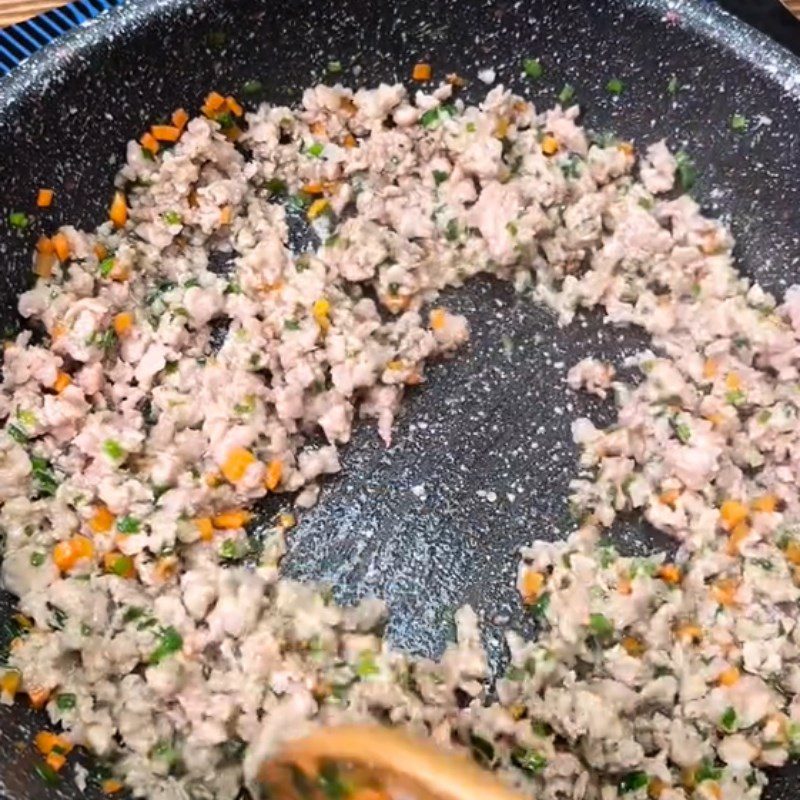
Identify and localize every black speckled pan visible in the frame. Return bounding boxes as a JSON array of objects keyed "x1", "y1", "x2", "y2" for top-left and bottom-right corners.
[{"x1": 1, "y1": 0, "x2": 800, "y2": 798}]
